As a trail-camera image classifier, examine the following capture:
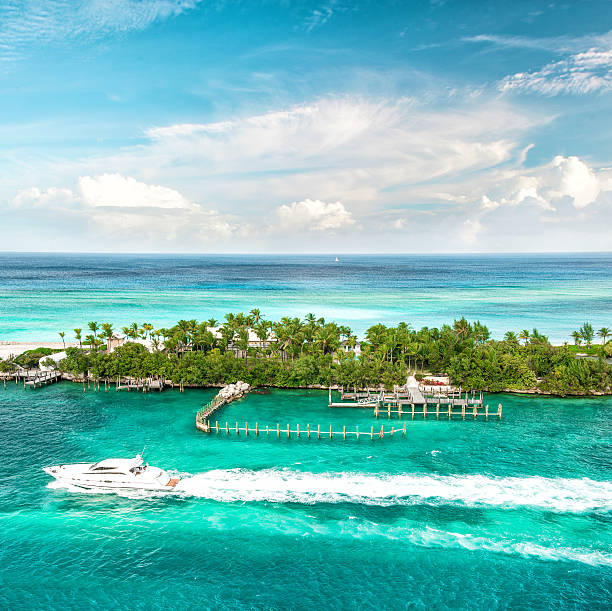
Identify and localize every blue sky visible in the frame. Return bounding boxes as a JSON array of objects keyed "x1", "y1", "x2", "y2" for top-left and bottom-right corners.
[{"x1": 1, "y1": 0, "x2": 611, "y2": 252}]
